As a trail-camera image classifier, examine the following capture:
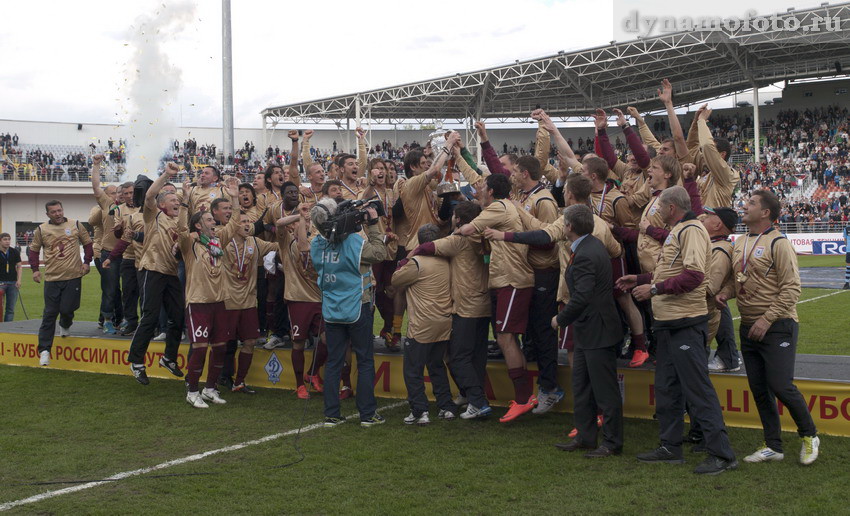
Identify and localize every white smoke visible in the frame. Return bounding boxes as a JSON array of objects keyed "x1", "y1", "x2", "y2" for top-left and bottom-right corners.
[{"x1": 121, "y1": 1, "x2": 197, "y2": 181}]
